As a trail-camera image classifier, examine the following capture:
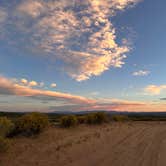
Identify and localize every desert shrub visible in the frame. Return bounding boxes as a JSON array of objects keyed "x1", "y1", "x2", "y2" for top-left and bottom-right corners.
[
  {"x1": 0, "y1": 136, "x2": 10, "y2": 153},
  {"x1": 86, "y1": 112, "x2": 107, "y2": 124},
  {"x1": 14, "y1": 112, "x2": 49, "y2": 136},
  {"x1": 86, "y1": 114, "x2": 96, "y2": 124},
  {"x1": 0, "y1": 117, "x2": 14, "y2": 138},
  {"x1": 112, "y1": 115, "x2": 129, "y2": 122},
  {"x1": 77, "y1": 116, "x2": 86, "y2": 124},
  {"x1": 60, "y1": 115, "x2": 78, "y2": 128}
]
